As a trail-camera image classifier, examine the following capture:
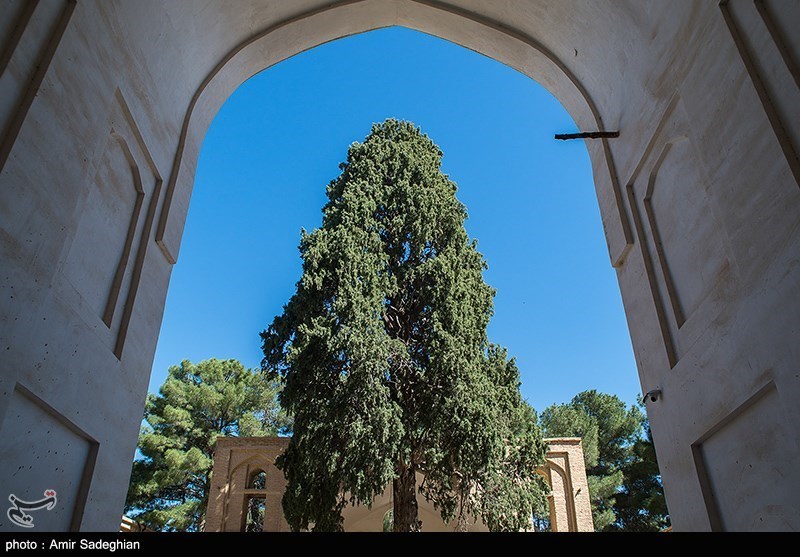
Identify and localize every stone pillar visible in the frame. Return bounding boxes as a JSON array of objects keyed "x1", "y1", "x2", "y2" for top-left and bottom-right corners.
[{"x1": 543, "y1": 438, "x2": 594, "y2": 532}]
